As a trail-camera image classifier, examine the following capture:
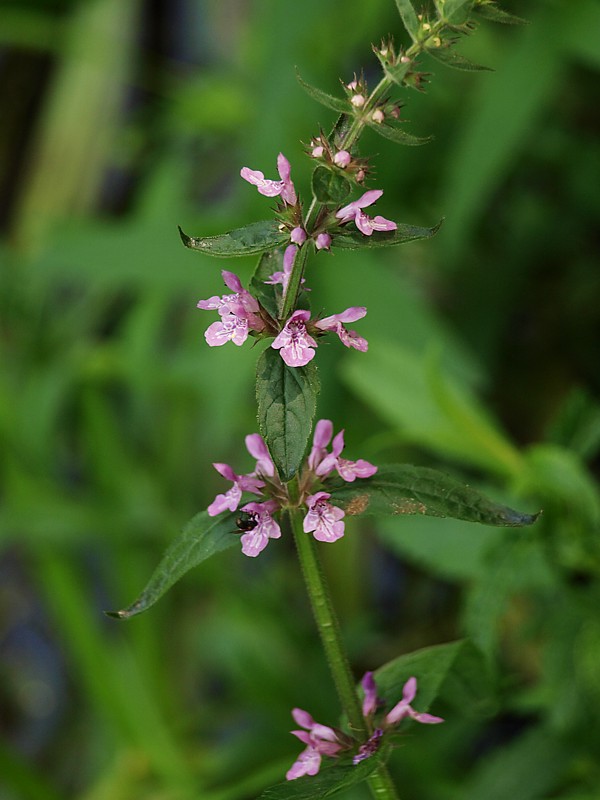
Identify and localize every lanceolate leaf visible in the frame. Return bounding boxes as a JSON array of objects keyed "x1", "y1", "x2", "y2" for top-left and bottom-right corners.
[
  {"x1": 178, "y1": 220, "x2": 288, "y2": 258},
  {"x1": 474, "y1": 1, "x2": 527, "y2": 25},
  {"x1": 258, "y1": 750, "x2": 387, "y2": 799},
  {"x1": 394, "y1": 0, "x2": 420, "y2": 41},
  {"x1": 328, "y1": 464, "x2": 539, "y2": 526},
  {"x1": 365, "y1": 120, "x2": 432, "y2": 146},
  {"x1": 105, "y1": 511, "x2": 238, "y2": 619},
  {"x1": 256, "y1": 348, "x2": 320, "y2": 481},
  {"x1": 334, "y1": 220, "x2": 442, "y2": 250},
  {"x1": 295, "y1": 71, "x2": 349, "y2": 114},
  {"x1": 427, "y1": 46, "x2": 493, "y2": 72}
]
